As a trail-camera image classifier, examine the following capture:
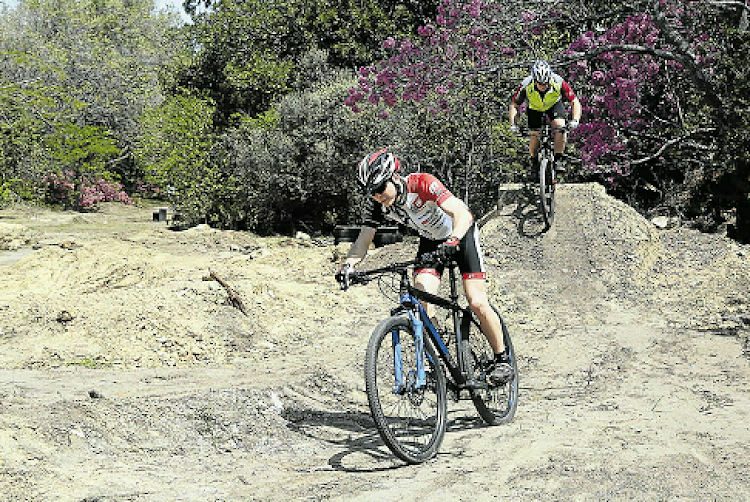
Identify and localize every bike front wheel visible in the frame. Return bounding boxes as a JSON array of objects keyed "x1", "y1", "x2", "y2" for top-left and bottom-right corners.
[
  {"x1": 365, "y1": 315, "x2": 448, "y2": 464},
  {"x1": 460, "y1": 306, "x2": 519, "y2": 425},
  {"x1": 538, "y1": 152, "x2": 556, "y2": 229}
]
